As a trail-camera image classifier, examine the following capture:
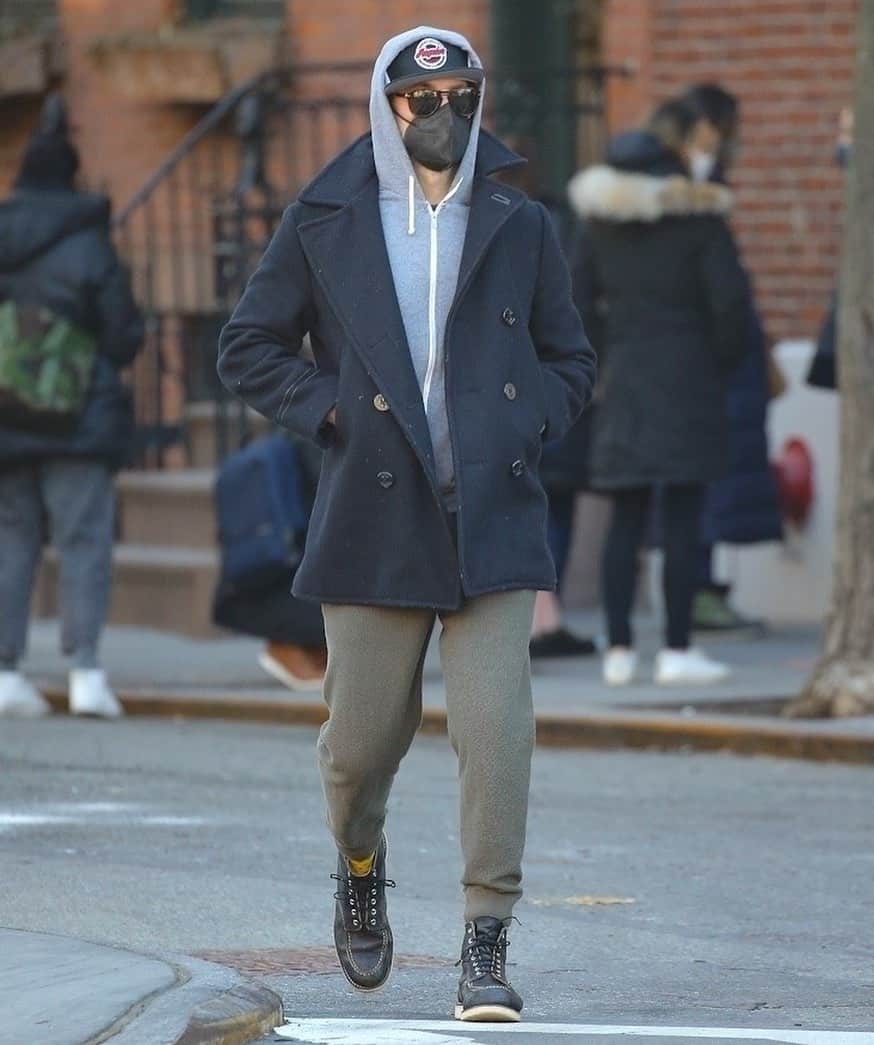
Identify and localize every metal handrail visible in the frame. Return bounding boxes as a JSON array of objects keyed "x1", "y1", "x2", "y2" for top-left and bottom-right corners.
[{"x1": 113, "y1": 71, "x2": 280, "y2": 227}]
